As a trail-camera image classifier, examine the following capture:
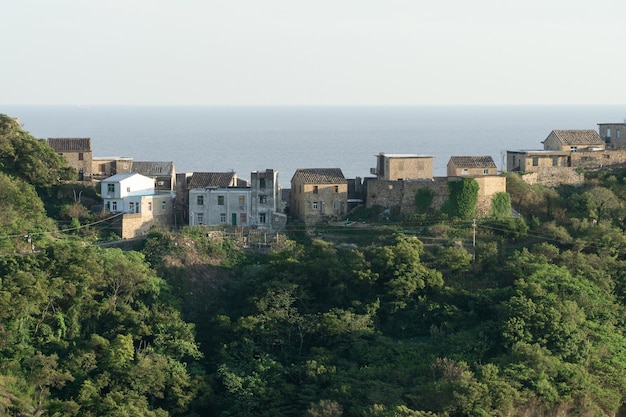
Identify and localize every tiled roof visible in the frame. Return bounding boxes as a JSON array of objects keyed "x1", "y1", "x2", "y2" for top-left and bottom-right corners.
[
  {"x1": 548, "y1": 130, "x2": 604, "y2": 145},
  {"x1": 448, "y1": 156, "x2": 497, "y2": 168},
  {"x1": 47, "y1": 138, "x2": 92, "y2": 152},
  {"x1": 131, "y1": 161, "x2": 174, "y2": 176},
  {"x1": 188, "y1": 172, "x2": 238, "y2": 189},
  {"x1": 292, "y1": 168, "x2": 346, "y2": 183}
]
